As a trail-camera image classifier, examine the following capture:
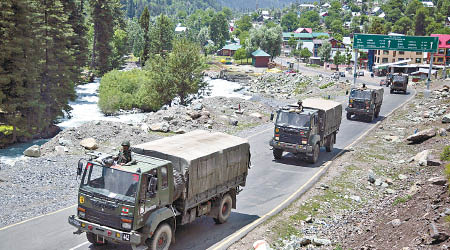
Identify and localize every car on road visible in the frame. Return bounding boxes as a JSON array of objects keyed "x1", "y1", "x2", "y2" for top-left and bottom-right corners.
[
  {"x1": 357, "y1": 71, "x2": 365, "y2": 76},
  {"x1": 331, "y1": 72, "x2": 340, "y2": 80},
  {"x1": 379, "y1": 79, "x2": 386, "y2": 86},
  {"x1": 339, "y1": 72, "x2": 345, "y2": 77}
]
